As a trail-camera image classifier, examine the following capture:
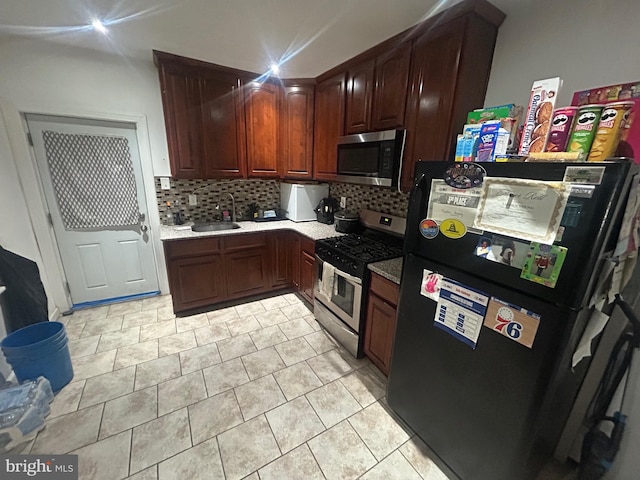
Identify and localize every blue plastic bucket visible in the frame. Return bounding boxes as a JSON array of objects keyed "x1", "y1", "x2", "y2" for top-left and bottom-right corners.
[{"x1": 1, "y1": 321, "x2": 74, "y2": 392}]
